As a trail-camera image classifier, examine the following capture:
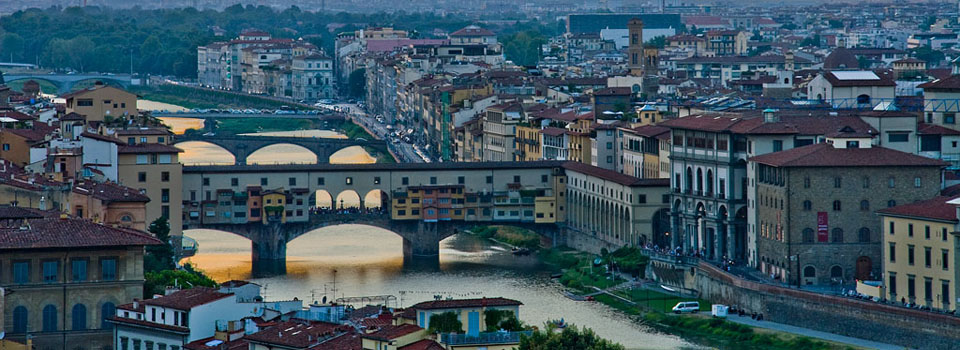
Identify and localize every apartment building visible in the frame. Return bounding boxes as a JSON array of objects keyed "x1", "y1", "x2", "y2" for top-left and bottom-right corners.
[{"x1": 117, "y1": 143, "x2": 183, "y2": 235}]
